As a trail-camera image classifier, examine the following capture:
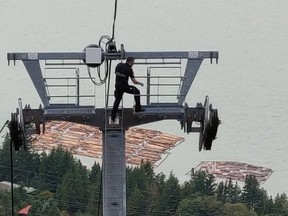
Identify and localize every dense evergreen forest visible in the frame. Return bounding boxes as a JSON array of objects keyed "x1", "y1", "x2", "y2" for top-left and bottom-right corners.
[{"x1": 0, "y1": 135, "x2": 287, "y2": 216}]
